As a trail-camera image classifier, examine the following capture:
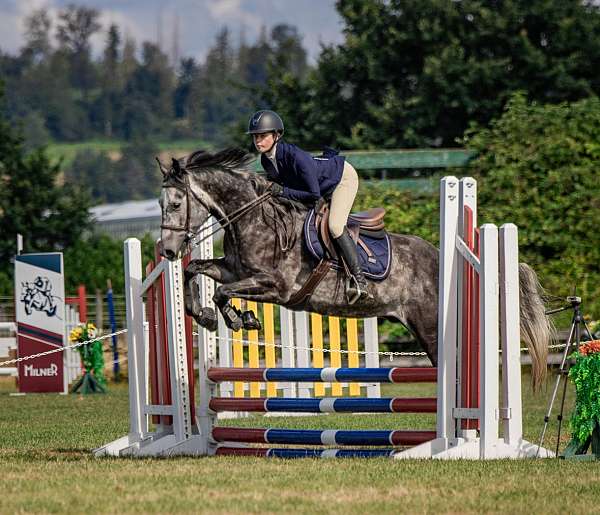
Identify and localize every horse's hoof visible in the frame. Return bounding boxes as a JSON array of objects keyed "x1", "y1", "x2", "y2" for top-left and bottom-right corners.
[
  {"x1": 222, "y1": 304, "x2": 243, "y2": 331},
  {"x1": 229, "y1": 317, "x2": 243, "y2": 332},
  {"x1": 242, "y1": 310, "x2": 262, "y2": 331},
  {"x1": 195, "y1": 307, "x2": 218, "y2": 332}
]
